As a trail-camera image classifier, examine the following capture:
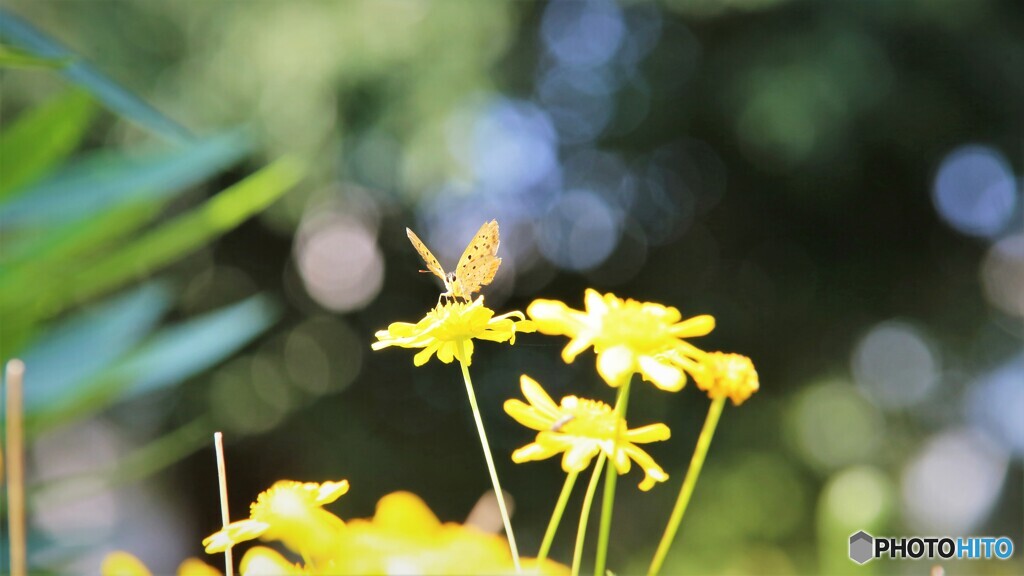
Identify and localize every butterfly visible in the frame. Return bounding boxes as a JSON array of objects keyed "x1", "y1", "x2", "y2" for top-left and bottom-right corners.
[{"x1": 406, "y1": 220, "x2": 502, "y2": 301}]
